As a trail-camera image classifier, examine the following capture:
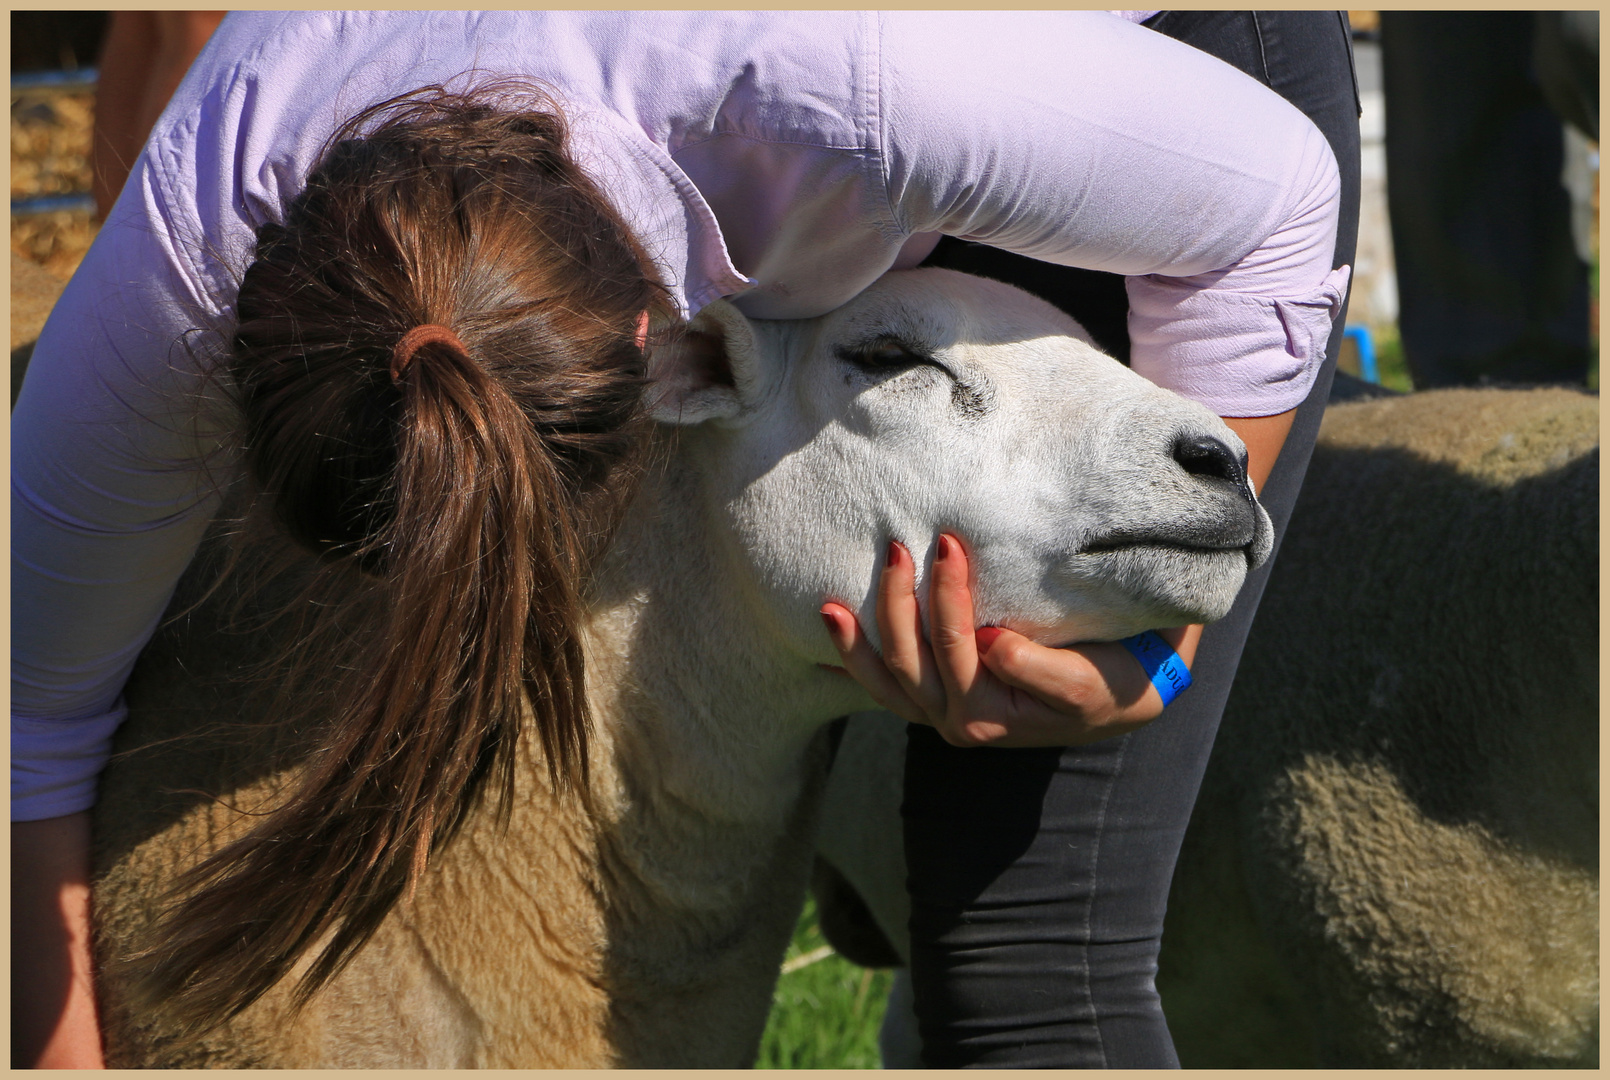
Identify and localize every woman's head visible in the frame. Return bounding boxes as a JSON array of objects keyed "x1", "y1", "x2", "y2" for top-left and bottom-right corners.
[
  {"x1": 233, "y1": 84, "x2": 670, "y2": 567},
  {"x1": 142, "y1": 85, "x2": 672, "y2": 1028}
]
